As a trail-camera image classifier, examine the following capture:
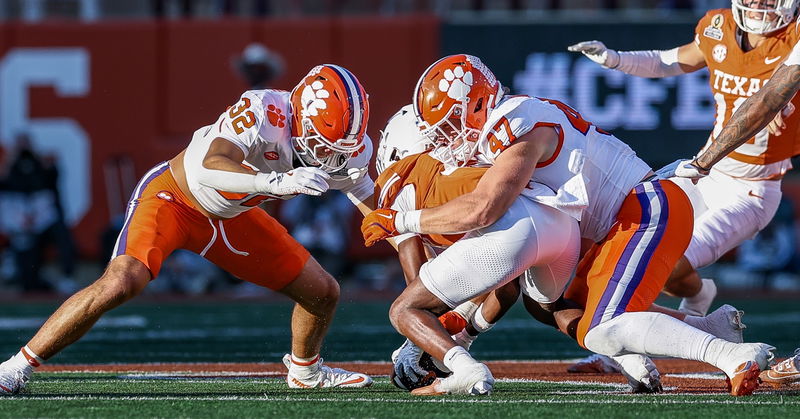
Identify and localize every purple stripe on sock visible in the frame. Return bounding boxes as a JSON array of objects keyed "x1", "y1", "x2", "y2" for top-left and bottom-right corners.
[
  {"x1": 114, "y1": 162, "x2": 169, "y2": 257},
  {"x1": 589, "y1": 183, "x2": 651, "y2": 329}
]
